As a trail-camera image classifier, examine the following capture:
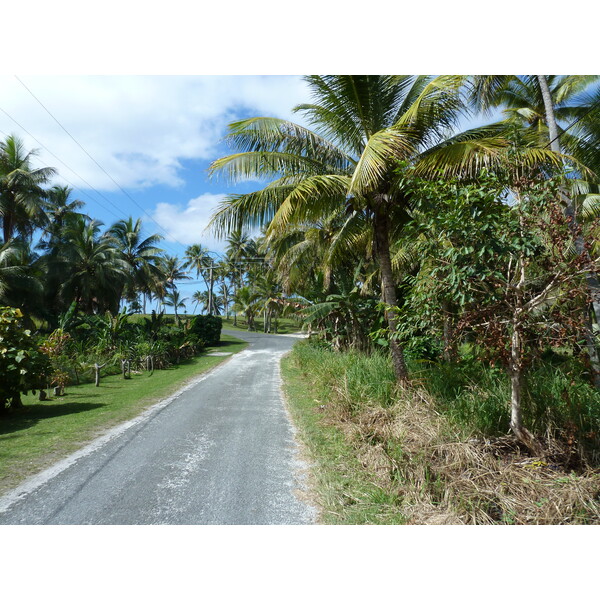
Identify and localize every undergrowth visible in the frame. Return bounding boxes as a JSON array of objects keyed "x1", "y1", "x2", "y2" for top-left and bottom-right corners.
[{"x1": 284, "y1": 340, "x2": 600, "y2": 524}]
